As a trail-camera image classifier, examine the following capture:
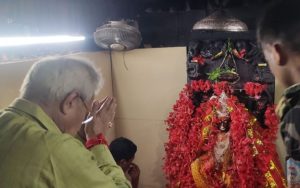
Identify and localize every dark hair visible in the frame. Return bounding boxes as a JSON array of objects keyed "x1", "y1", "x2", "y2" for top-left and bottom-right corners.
[
  {"x1": 109, "y1": 137, "x2": 137, "y2": 162},
  {"x1": 257, "y1": 0, "x2": 300, "y2": 52}
]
